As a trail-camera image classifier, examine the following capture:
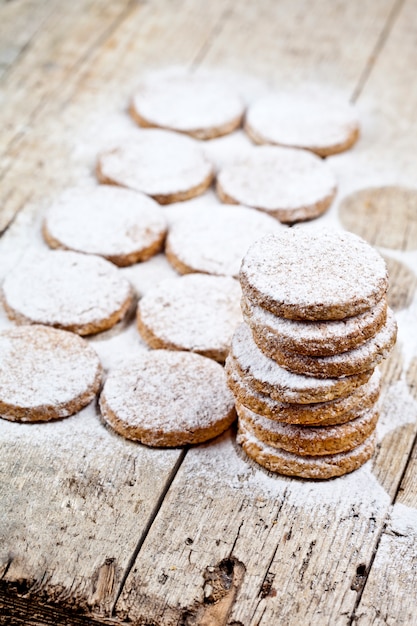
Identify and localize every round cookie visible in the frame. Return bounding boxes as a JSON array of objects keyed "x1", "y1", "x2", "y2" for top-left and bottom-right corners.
[
  {"x1": 245, "y1": 91, "x2": 359, "y2": 156},
  {"x1": 242, "y1": 295, "x2": 387, "y2": 357},
  {"x1": 237, "y1": 401, "x2": 379, "y2": 457},
  {"x1": 2, "y1": 250, "x2": 133, "y2": 336},
  {"x1": 96, "y1": 129, "x2": 214, "y2": 204},
  {"x1": 240, "y1": 229, "x2": 389, "y2": 320},
  {"x1": 237, "y1": 422, "x2": 376, "y2": 479},
  {"x1": 166, "y1": 203, "x2": 283, "y2": 278},
  {"x1": 228, "y1": 324, "x2": 373, "y2": 404},
  {"x1": 226, "y1": 364, "x2": 381, "y2": 426},
  {"x1": 216, "y1": 146, "x2": 336, "y2": 223},
  {"x1": 137, "y1": 274, "x2": 242, "y2": 363},
  {"x1": 99, "y1": 350, "x2": 236, "y2": 447},
  {"x1": 257, "y1": 308, "x2": 397, "y2": 378},
  {"x1": 0, "y1": 325, "x2": 102, "y2": 422},
  {"x1": 130, "y1": 74, "x2": 244, "y2": 140},
  {"x1": 43, "y1": 186, "x2": 167, "y2": 267}
]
